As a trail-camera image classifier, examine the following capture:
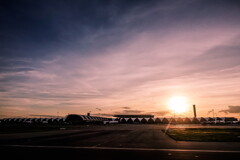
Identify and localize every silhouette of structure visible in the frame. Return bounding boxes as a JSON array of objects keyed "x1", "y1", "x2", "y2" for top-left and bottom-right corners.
[
  {"x1": 193, "y1": 104, "x2": 197, "y2": 118},
  {"x1": 0, "y1": 115, "x2": 239, "y2": 125}
]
